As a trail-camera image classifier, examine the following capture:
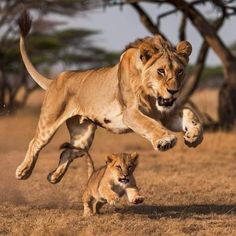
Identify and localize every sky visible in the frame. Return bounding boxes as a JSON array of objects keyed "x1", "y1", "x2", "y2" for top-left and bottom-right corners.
[{"x1": 54, "y1": 2, "x2": 236, "y2": 66}]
